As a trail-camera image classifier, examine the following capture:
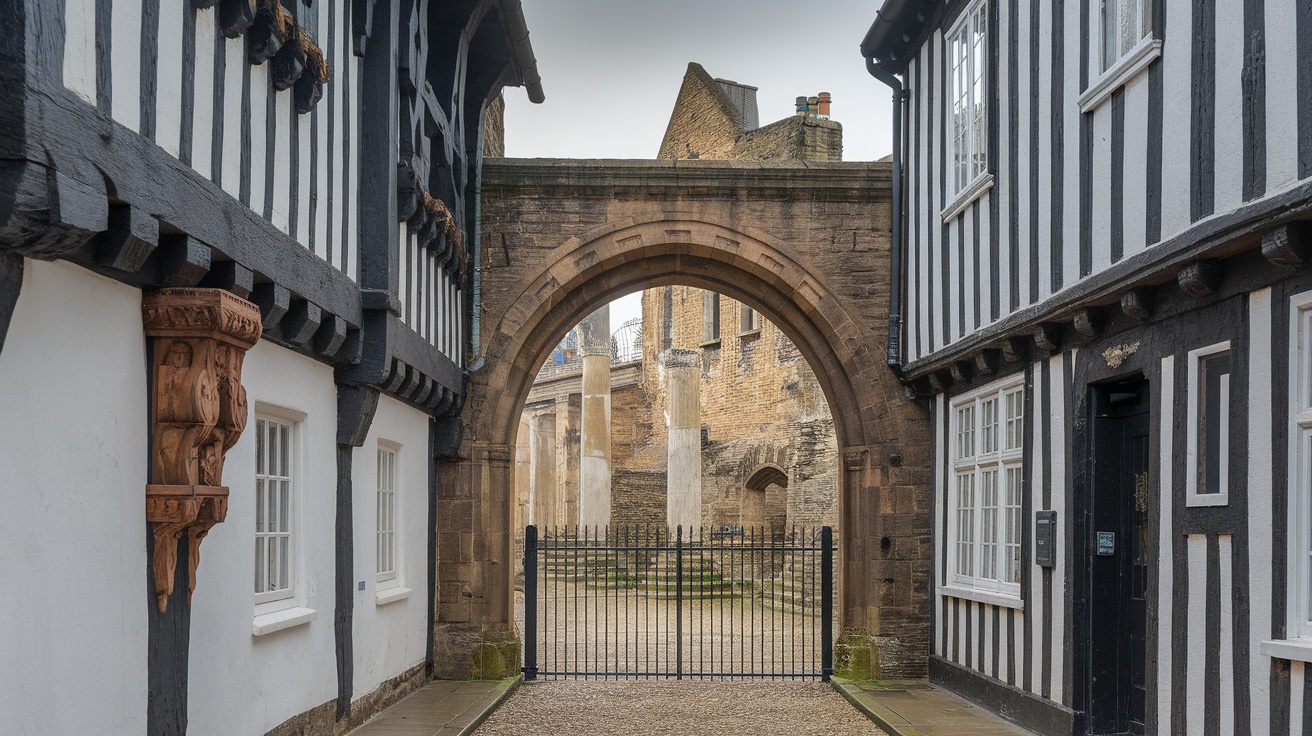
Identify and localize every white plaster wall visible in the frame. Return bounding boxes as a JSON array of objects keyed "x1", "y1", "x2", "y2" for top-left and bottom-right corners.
[
  {"x1": 351, "y1": 396, "x2": 431, "y2": 699},
  {"x1": 187, "y1": 340, "x2": 339, "y2": 735},
  {"x1": 0, "y1": 259, "x2": 149, "y2": 734}
]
